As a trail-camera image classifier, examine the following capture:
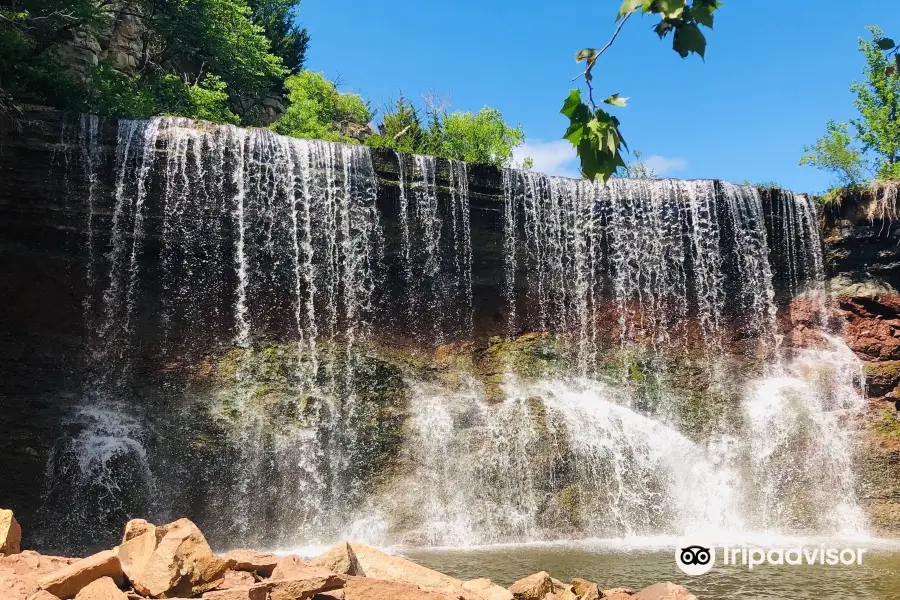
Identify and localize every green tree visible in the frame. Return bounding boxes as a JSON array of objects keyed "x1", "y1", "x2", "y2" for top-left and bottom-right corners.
[
  {"x1": 851, "y1": 27, "x2": 900, "y2": 179},
  {"x1": 247, "y1": 0, "x2": 309, "y2": 74},
  {"x1": 563, "y1": 0, "x2": 721, "y2": 181},
  {"x1": 800, "y1": 121, "x2": 866, "y2": 186},
  {"x1": 272, "y1": 71, "x2": 371, "y2": 142},
  {"x1": 801, "y1": 28, "x2": 900, "y2": 186},
  {"x1": 365, "y1": 96, "x2": 524, "y2": 168},
  {"x1": 365, "y1": 96, "x2": 427, "y2": 154},
  {"x1": 0, "y1": 0, "x2": 290, "y2": 123},
  {"x1": 435, "y1": 107, "x2": 524, "y2": 166}
]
